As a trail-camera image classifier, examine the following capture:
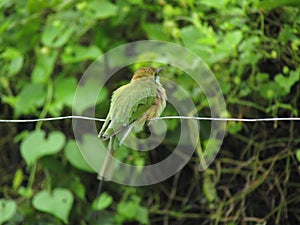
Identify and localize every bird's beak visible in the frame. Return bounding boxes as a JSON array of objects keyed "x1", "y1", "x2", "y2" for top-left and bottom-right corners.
[{"x1": 156, "y1": 68, "x2": 164, "y2": 74}]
